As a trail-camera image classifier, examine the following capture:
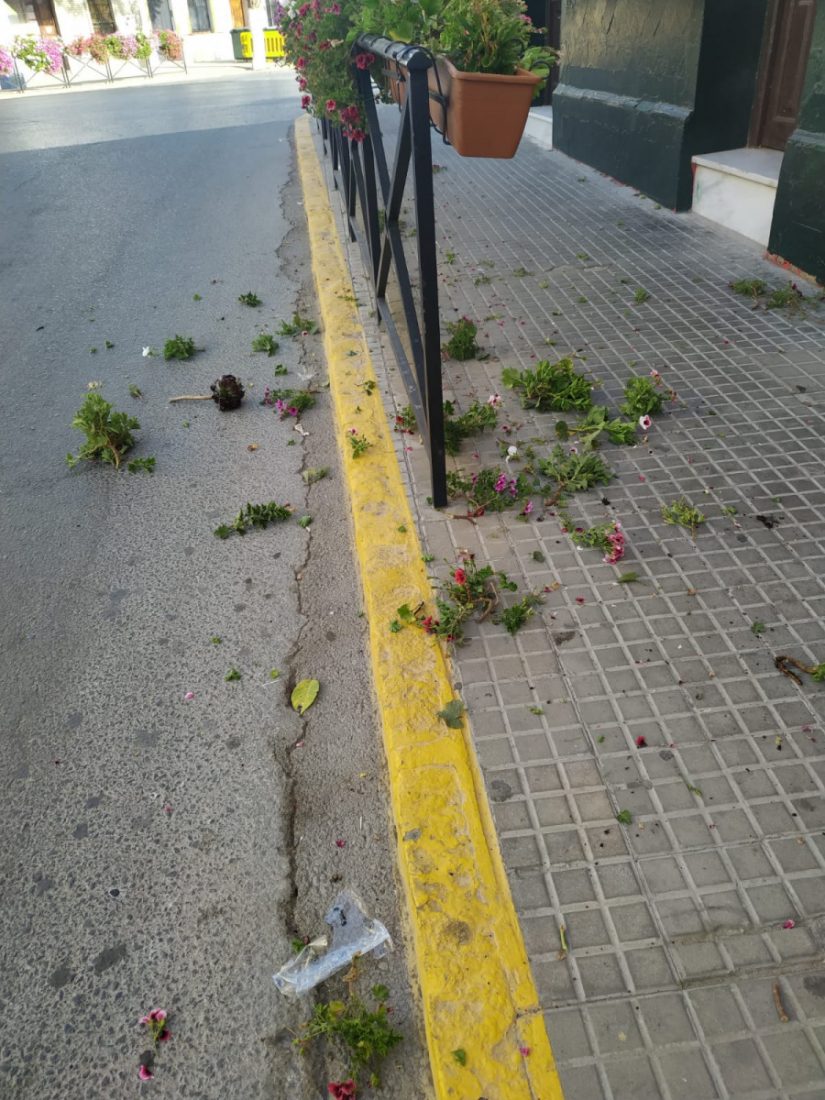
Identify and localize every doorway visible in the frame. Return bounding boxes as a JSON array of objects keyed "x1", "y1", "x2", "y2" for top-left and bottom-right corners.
[
  {"x1": 751, "y1": 0, "x2": 815, "y2": 150},
  {"x1": 148, "y1": 0, "x2": 175, "y2": 31},
  {"x1": 31, "y1": 0, "x2": 59, "y2": 36}
]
